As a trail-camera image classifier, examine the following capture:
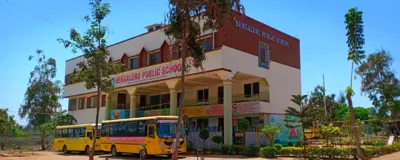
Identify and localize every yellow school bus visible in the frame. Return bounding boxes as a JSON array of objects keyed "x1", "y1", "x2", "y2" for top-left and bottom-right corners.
[
  {"x1": 54, "y1": 124, "x2": 101, "y2": 154},
  {"x1": 304, "y1": 121, "x2": 321, "y2": 139},
  {"x1": 100, "y1": 116, "x2": 187, "y2": 158}
]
